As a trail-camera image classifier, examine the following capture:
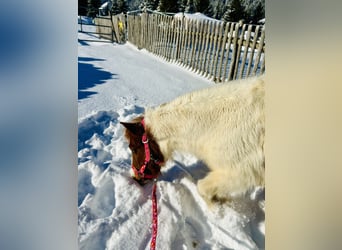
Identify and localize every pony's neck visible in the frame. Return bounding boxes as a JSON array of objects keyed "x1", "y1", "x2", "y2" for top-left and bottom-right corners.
[{"x1": 144, "y1": 107, "x2": 188, "y2": 161}]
